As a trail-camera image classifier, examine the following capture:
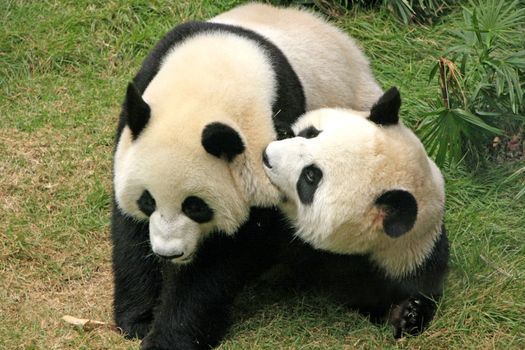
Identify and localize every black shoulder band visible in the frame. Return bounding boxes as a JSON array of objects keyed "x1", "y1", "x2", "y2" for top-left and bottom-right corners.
[{"x1": 116, "y1": 21, "x2": 305, "y2": 139}]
